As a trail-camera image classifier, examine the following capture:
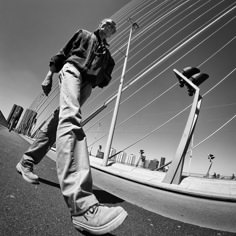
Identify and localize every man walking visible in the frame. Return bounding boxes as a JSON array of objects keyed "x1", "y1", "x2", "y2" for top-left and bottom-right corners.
[{"x1": 16, "y1": 18, "x2": 128, "y2": 235}]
